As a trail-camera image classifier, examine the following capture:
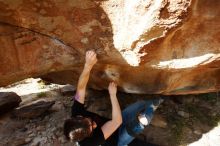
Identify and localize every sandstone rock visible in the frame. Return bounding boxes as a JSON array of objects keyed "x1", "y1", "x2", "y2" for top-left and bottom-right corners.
[
  {"x1": 194, "y1": 130, "x2": 202, "y2": 135},
  {"x1": 177, "y1": 110, "x2": 190, "y2": 118},
  {"x1": 27, "y1": 130, "x2": 33, "y2": 135},
  {"x1": 36, "y1": 125, "x2": 44, "y2": 131},
  {"x1": 173, "y1": 95, "x2": 195, "y2": 104},
  {"x1": 51, "y1": 127, "x2": 56, "y2": 132},
  {"x1": 30, "y1": 137, "x2": 41, "y2": 146},
  {"x1": 0, "y1": 92, "x2": 21, "y2": 115},
  {"x1": 59, "y1": 135, "x2": 67, "y2": 144},
  {"x1": 60, "y1": 84, "x2": 76, "y2": 96},
  {"x1": 50, "y1": 101, "x2": 65, "y2": 111},
  {"x1": 151, "y1": 114, "x2": 168, "y2": 128},
  {"x1": 9, "y1": 137, "x2": 29, "y2": 146},
  {"x1": 12, "y1": 100, "x2": 55, "y2": 119},
  {"x1": 25, "y1": 137, "x2": 32, "y2": 143},
  {"x1": 0, "y1": 0, "x2": 219, "y2": 95}
]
